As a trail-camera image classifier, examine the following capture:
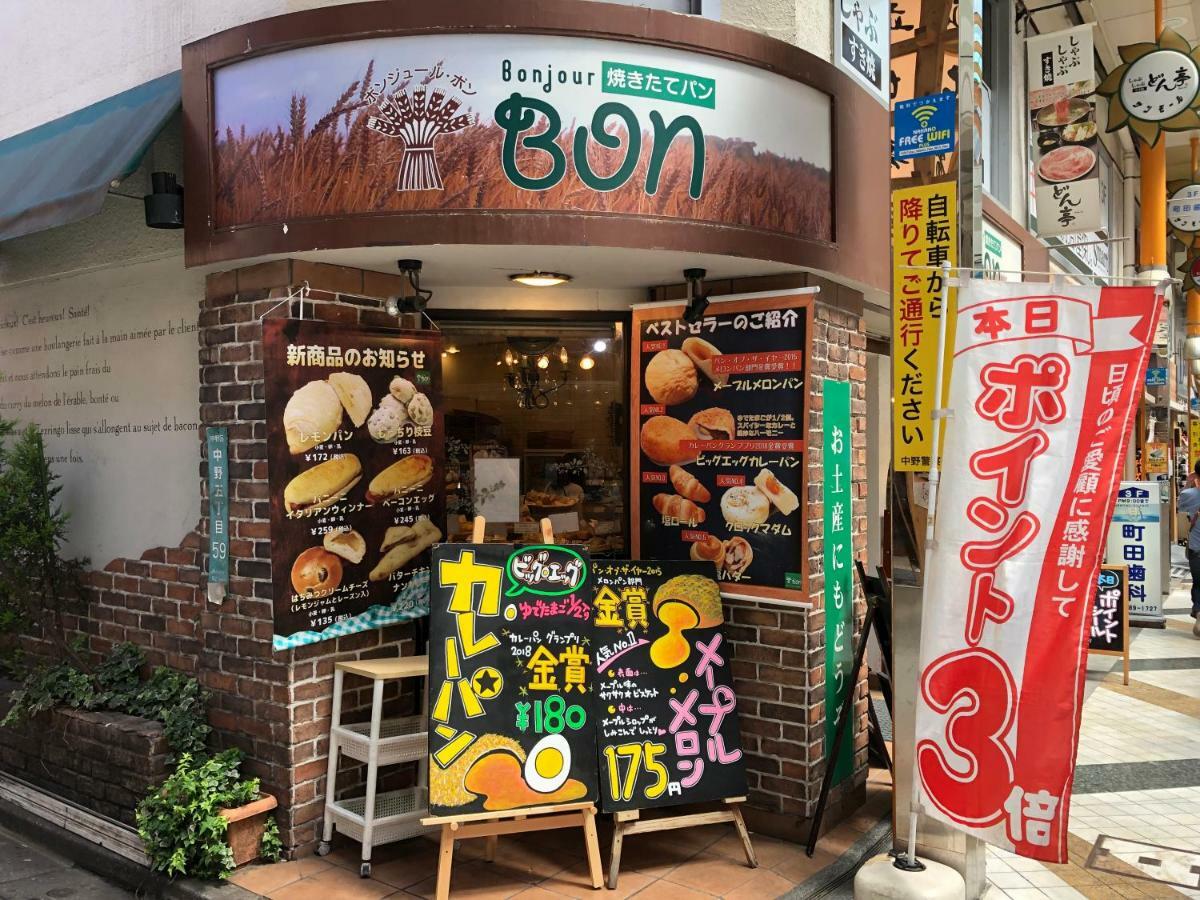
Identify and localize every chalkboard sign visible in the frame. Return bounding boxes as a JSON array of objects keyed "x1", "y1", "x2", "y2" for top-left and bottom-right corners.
[
  {"x1": 427, "y1": 543, "x2": 599, "y2": 817},
  {"x1": 630, "y1": 294, "x2": 814, "y2": 605},
  {"x1": 1089, "y1": 564, "x2": 1128, "y2": 655},
  {"x1": 592, "y1": 559, "x2": 748, "y2": 813}
]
